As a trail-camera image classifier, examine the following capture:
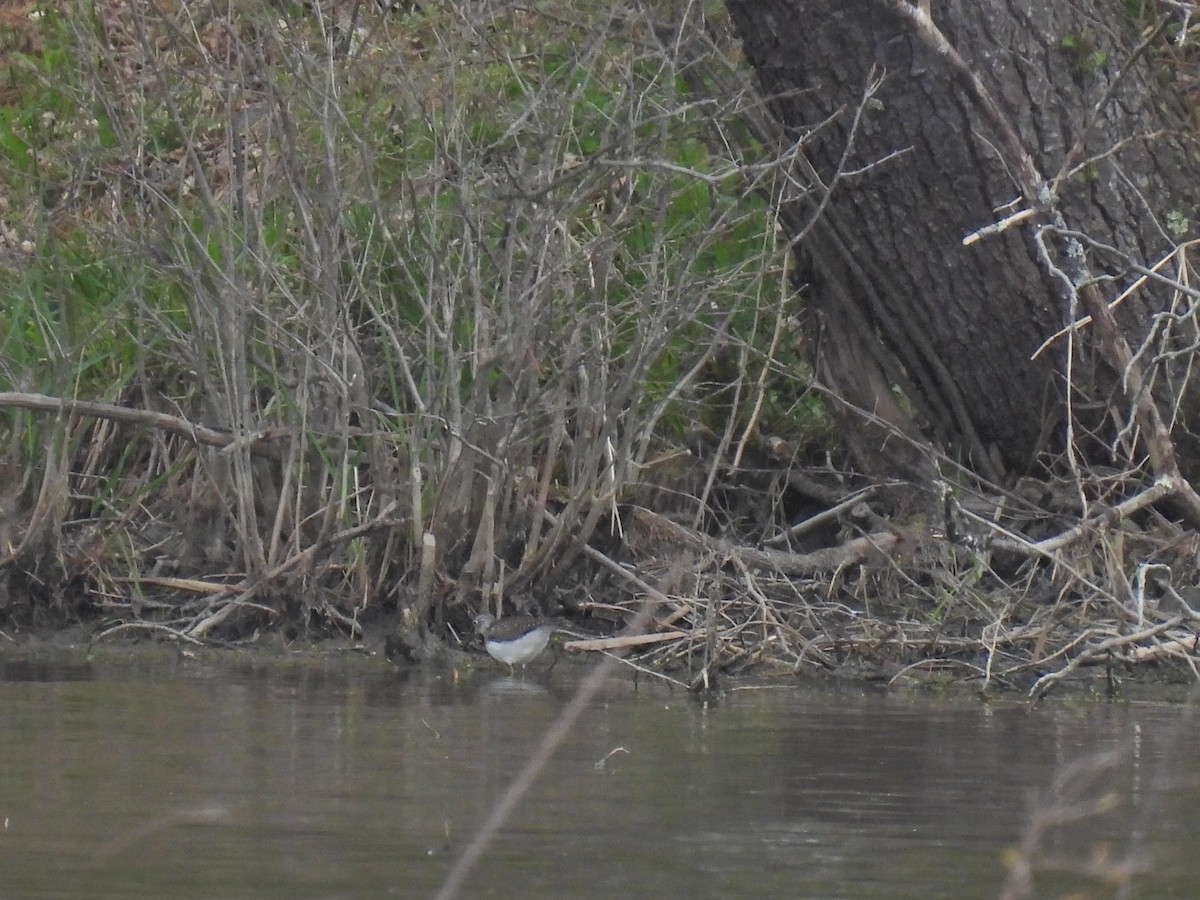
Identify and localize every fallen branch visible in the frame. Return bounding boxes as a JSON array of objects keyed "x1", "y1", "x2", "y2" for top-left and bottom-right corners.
[
  {"x1": 0, "y1": 391, "x2": 284, "y2": 458},
  {"x1": 1028, "y1": 615, "x2": 1185, "y2": 700},
  {"x1": 628, "y1": 506, "x2": 897, "y2": 574},
  {"x1": 1124, "y1": 633, "x2": 1200, "y2": 663},
  {"x1": 564, "y1": 630, "x2": 689, "y2": 653}
]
